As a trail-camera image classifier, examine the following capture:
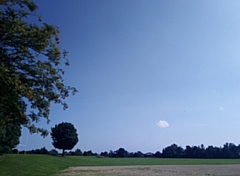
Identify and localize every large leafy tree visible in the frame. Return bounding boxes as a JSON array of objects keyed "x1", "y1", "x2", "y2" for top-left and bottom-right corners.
[
  {"x1": 0, "y1": 0, "x2": 77, "y2": 154},
  {"x1": 51, "y1": 122, "x2": 78, "y2": 156},
  {"x1": 0, "y1": 0, "x2": 77, "y2": 137}
]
